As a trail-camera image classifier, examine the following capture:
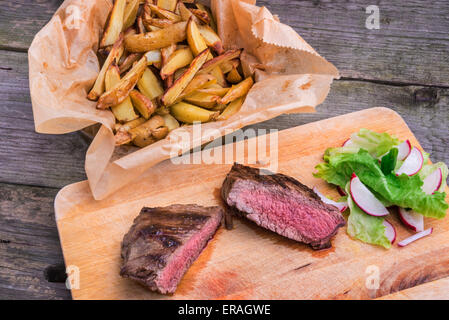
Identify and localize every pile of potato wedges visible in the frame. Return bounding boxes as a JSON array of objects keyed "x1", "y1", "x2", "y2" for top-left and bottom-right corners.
[{"x1": 87, "y1": 0, "x2": 254, "y2": 148}]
